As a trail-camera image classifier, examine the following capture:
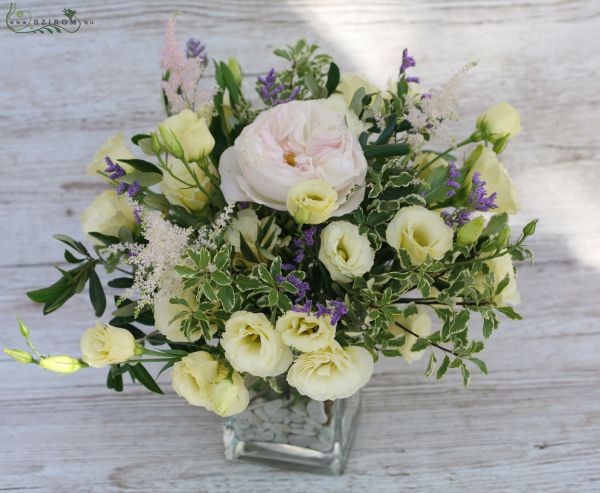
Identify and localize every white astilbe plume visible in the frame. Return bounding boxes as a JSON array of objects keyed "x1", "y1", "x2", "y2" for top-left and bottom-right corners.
[
  {"x1": 193, "y1": 202, "x2": 236, "y2": 251},
  {"x1": 108, "y1": 212, "x2": 192, "y2": 312},
  {"x1": 406, "y1": 60, "x2": 477, "y2": 149}
]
